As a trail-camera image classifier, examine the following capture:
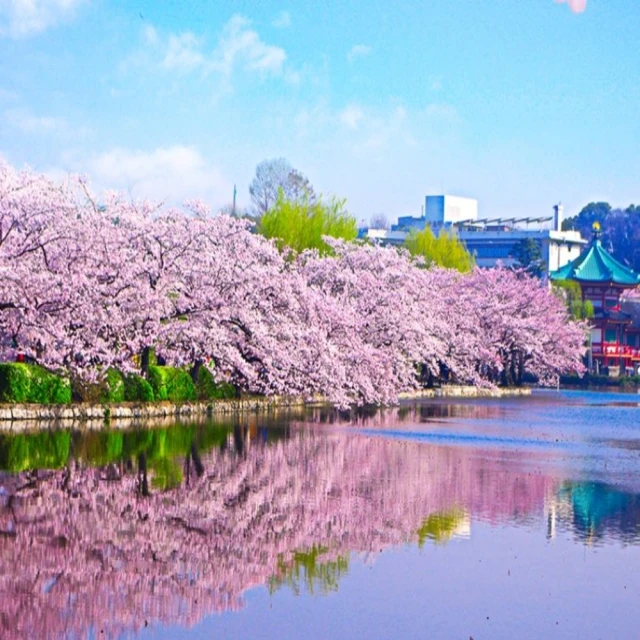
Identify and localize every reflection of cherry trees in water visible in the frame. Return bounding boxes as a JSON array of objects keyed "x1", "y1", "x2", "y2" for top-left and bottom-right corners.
[
  {"x1": 0, "y1": 412, "x2": 557, "y2": 638},
  {"x1": 347, "y1": 401, "x2": 506, "y2": 426}
]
